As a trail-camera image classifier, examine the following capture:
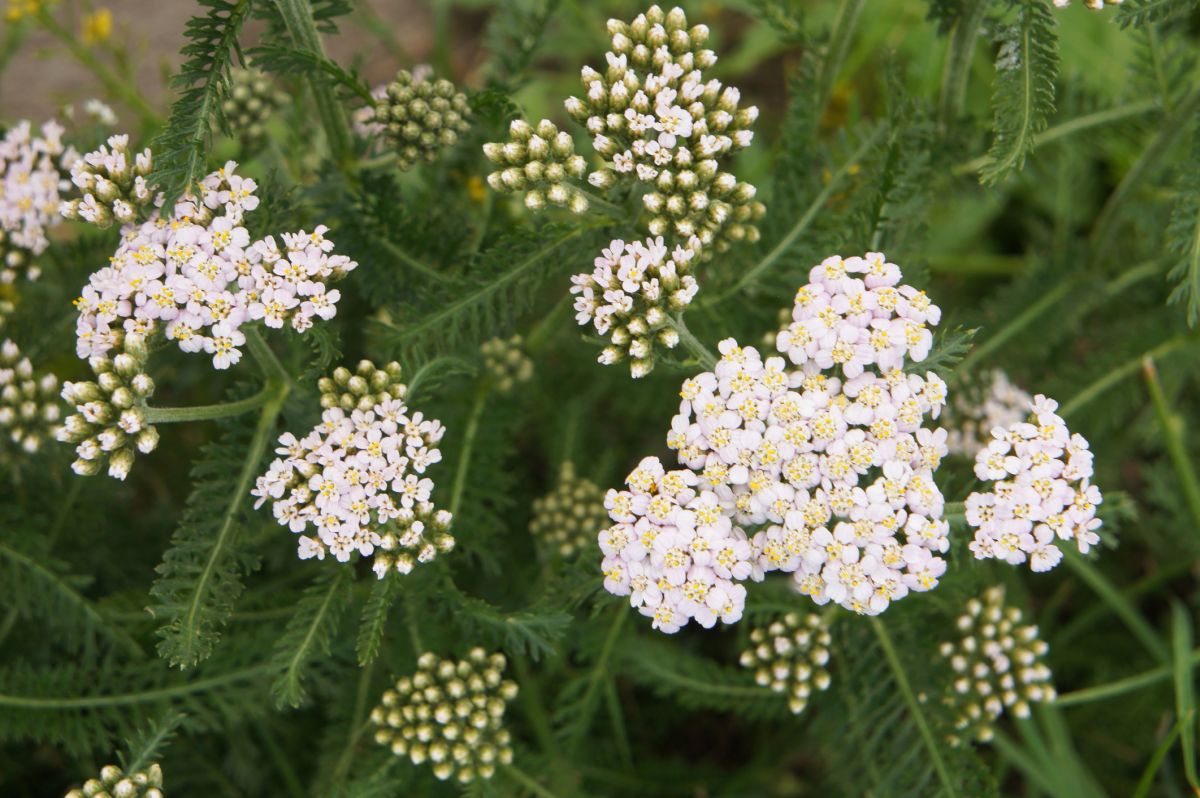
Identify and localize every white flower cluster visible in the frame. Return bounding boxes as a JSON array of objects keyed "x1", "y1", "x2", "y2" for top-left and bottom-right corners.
[
  {"x1": 1053, "y1": 0, "x2": 1122, "y2": 8},
  {"x1": 480, "y1": 334, "x2": 533, "y2": 394},
  {"x1": 0, "y1": 339, "x2": 60, "y2": 457},
  {"x1": 570, "y1": 236, "x2": 697, "y2": 376},
  {"x1": 938, "y1": 586, "x2": 1054, "y2": 746},
  {"x1": 529, "y1": 461, "x2": 609, "y2": 560},
  {"x1": 965, "y1": 394, "x2": 1101, "y2": 573},
  {"x1": 483, "y1": 118, "x2": 590, "y2": 214},
  {"x1": 253, "y1": 364, "x2": 451, "y2": 576},
  {"x1": 318, "y1": 359, "x2": 407, "y2": 412},
  {"x1": 72, "y1": 160, "x2": 356, "y2": 369},
  {"x1": 664, "y1": 253, "x2": 950, "y2": 617},
  {"x1": 0, "y1": 119, "x2": 75, "y2": 280},
  {"x1": 566, "y1": 5, "x2": 763, "y2": 253},
  {"x1": 64, "y1": 762, "x2": 164, "y2": 798},
  {"x1": 59, "y1": 134, "x2": 156, "y2": 228},
  {"x1": 739, "y1": 611, "x2": 832, "y2": 714},
  {"x1": 600, "y1": 455, "x2": 759, "y2": 633},
  {"x1": 946, "y1": 369, "x2": 1032, "y2": 458},
  {"x1": 58, "y1": 332, "x2": 157, "y2": 480},
  {"x1": 370, "y1": 649, "x2": 518, "y2": 784}
]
